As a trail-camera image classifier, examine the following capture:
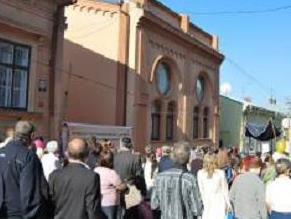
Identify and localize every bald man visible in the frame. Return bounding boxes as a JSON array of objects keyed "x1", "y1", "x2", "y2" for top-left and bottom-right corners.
[{"x1": 49, "y1": 138, "x2": 104, "y2": 219}]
